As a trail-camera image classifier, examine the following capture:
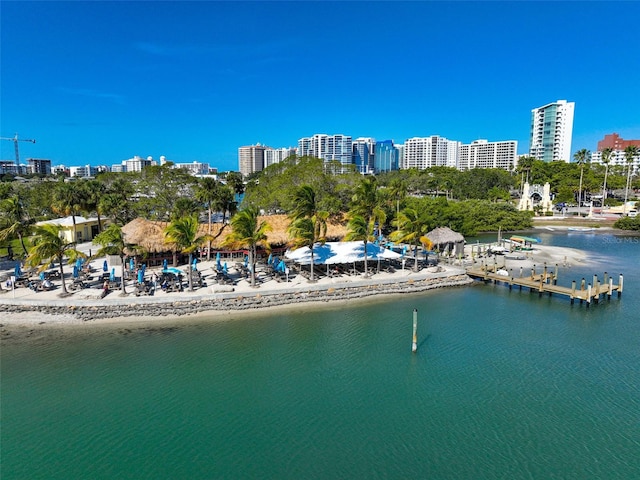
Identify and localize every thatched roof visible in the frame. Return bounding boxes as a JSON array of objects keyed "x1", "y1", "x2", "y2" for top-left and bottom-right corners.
[
  {"x1": 121, "y1": 215, "x2": 348, "y2": 253},
  {"x1": 426, "y1": 227, "x2": 465, "y2": 246}
]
